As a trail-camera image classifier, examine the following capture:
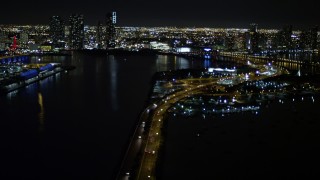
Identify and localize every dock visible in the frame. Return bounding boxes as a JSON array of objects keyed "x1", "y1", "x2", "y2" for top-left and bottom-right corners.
[{"x1": 0, "y1": 65, "x2": 75, "y2": 94}]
